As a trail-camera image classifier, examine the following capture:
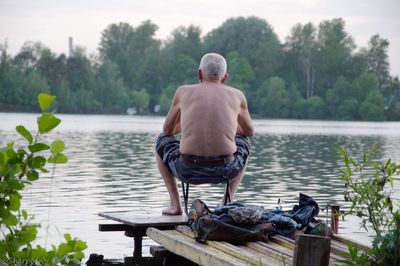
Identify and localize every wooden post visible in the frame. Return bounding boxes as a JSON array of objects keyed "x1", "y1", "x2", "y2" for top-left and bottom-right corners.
[
  {"x1": 293, "y1": 234, "x2": 331, "y2": 266},
  {"x1": 125, "y1": 230, "x2": 146, "y2": 260},
  {"x1": 133, "y1": 236, "x2": 142, "y2": 259},
  {"x1": 330, "y1": 205, "x2": 340, "y2": 234}
]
